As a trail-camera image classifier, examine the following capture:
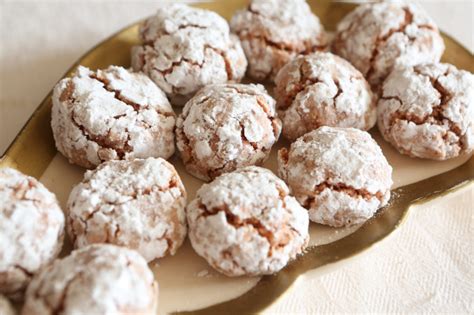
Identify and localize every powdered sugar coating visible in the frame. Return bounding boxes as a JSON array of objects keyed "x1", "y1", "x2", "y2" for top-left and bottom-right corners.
[
  {"x1": 22, "y1": 244, "x2": 158, "y2": 315},
  {"x1": 176, "y1": 84, "x2": 282, "y2": 181},
  {"x1": 231, "y1": 0, "x2": 327, "y2": 81},
  {"x1": 0, "y1": 168, "x2": 64, "y2": 300},
  {"x1": 0, "y1": 295, "x2": 15, "y2": 315},
  {"x1": 67, "y1": 158, "x2": 187, "y2": 262},
  {"x1": 274, "y1": 52, "x2": 376, "y2": 141},
  {"x1": 278, "y1": 127, "x2": 393, "y2": 227},
  {"x1": 186, "y1": 166, "x2": 309, "y2": 276},
  {"x1": 378, "y1": 63, "x2": 474, "y2": 160},
  {"x1": 332, "y1": 2, "x2": 445, "y2": 89},
  {"x1": 51, "y1": 65, "x2": 176, "y2": 169},
  {"x1": 132, "y1": 4, "x2": 247, "y2": 105}
]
